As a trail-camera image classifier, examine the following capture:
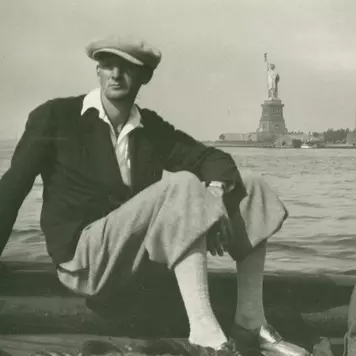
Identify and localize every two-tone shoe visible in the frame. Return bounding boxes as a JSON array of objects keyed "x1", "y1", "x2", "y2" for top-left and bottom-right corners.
[{"x1": 230, "y1": 323, "x2": 311, "y2": 356}]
